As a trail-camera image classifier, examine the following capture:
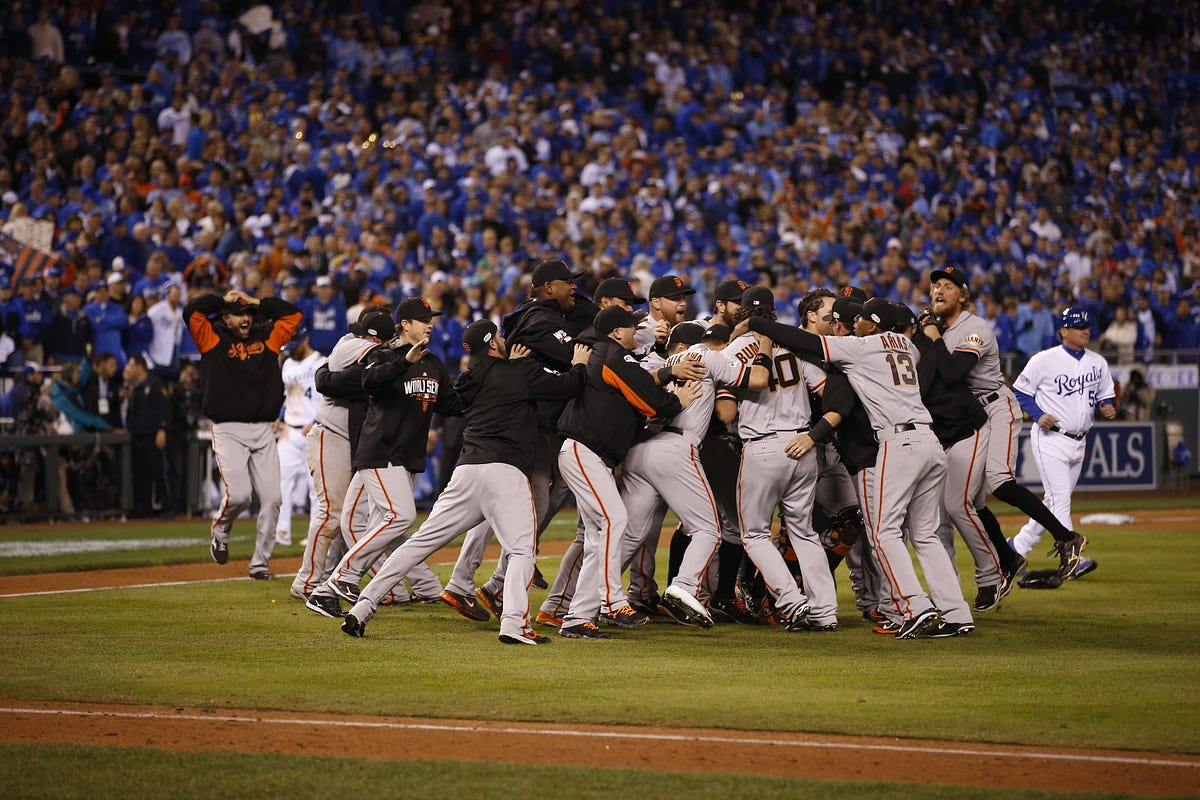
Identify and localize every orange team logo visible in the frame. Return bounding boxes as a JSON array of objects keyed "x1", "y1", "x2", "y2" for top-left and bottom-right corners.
[
  {"x1": 421, "y1": 298, "x2": 432, "y2": 310},
  {"x1": 841, "y1": 287, "x2": 854, "y2": 297},
  {"x1": 737, "y1": 280, "x2": 746, "y2": 290},
  {"x1": 672, "y1": 277, "x2": 683, "y2": 288},
  {"x1": 226, "y1": 341, "x2": 266, "y2": 360},
  {"x1": 627, "y1": 281, "x2": 636, "y2": 294}
]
